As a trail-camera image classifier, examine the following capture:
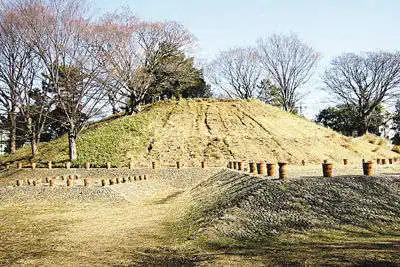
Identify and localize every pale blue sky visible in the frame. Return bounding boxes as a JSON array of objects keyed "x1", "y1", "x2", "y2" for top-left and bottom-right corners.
[{"x1": 94, "y1": 0, "x2": 400, "y2": 118}]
